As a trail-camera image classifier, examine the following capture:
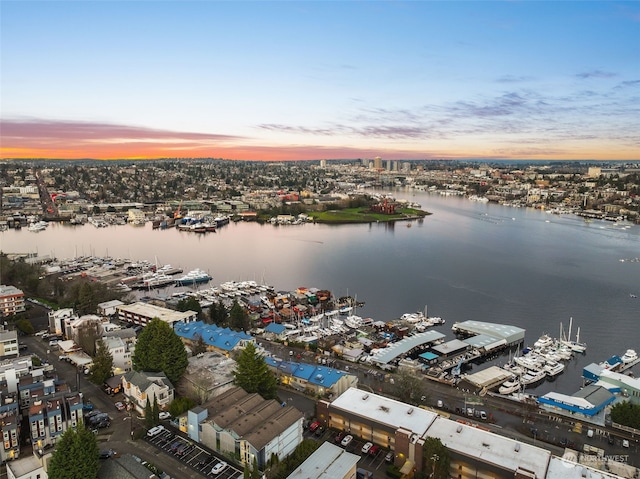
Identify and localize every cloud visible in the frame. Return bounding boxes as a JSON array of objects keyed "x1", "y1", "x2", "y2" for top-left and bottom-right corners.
[
  {"x1": 1, "y1": 118, "x2": 240, "y2": 142},
  {"x1": 495, "y1": 75, "x2": 535, "y2": 83},
  {"x1": 575, "y1": 70, "x2": 617, "y2": 79}
]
